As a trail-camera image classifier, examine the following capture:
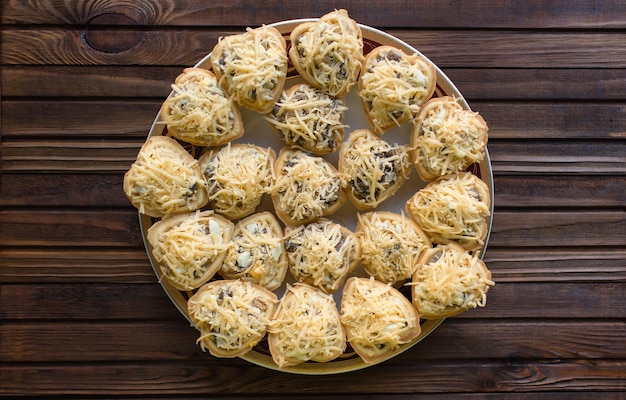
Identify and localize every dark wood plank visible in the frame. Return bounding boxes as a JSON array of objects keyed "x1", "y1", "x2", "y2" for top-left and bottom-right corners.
[
  {"x1": 493, "y1": 175, "x2": 626, "y2": 208},
  {"x1": 1, "y1": 209, "x2": 624, "y2": 248},
  {"x1": 0, "y1": 174, "x2": 130, "y2": 207},
  {"x1": 3, "y1": 0, "x2": 626, "y2": 29},
  {"x1": 0, "y1": 249, "x2": 153, "y2": 283},
  {"x1": 3, "y1": 101, "x2": 625, "y2": 140},
  {"x1": 1, "y1": 173, "x2": 623, "y2": 208},
  {"x1": 485, "y1": 248, "x2": 626, "y2": 283},
  {"x1": 1, "y1": 65, "x2": 179, "y2": 98},
  {"x1": 2, "y1": 246, "x2": 624, "y2": 285},
  {"x1": 489, "y1": 210, "x2": 626, "y2": 247},
  {"x1": 6, "y1": 66, "x2": 626, "y2": 101},
  {"x1": 2, "y1": 320, "x2": 625, "y2": 363},
  {"x1": 0, "y1": 209, "x2": 143, "y2": 247},
  {"x1": 3, "y1": 29, "x2": 626, "y2": 68},
  {"x1": 2, "y1": 282, "x2": 624, "y2": 320},
  {"x1": 1, "y1": 359, "x2": 625, "y2": 395}
]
